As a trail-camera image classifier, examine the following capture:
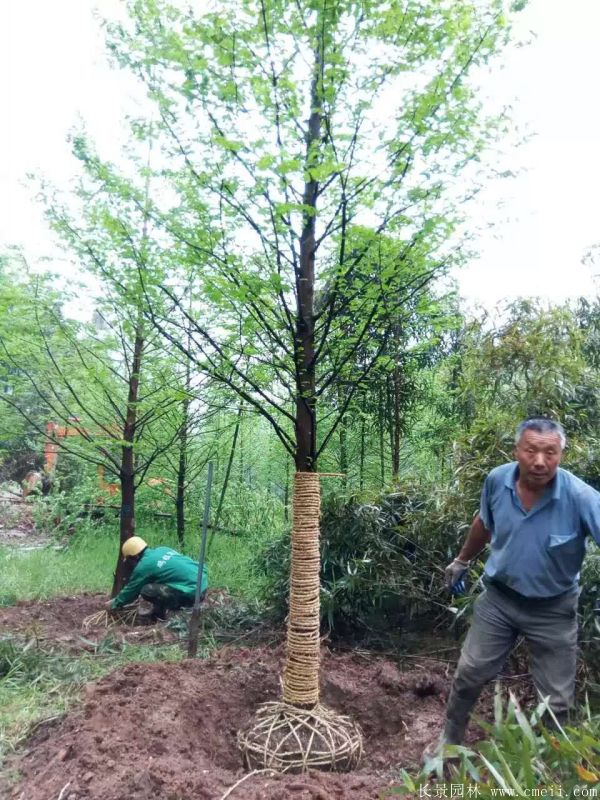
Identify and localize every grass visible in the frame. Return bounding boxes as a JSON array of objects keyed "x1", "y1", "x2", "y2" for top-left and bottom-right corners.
[
  {"x1": 0, "y1": 520, "x2": 273, "y2": 604},
  {"x1": 0, "y1": 635, "x2": 193, "y2": 765},
  {"x1": 0, "y1": 535, "x2": 116, "y2": 602}
]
